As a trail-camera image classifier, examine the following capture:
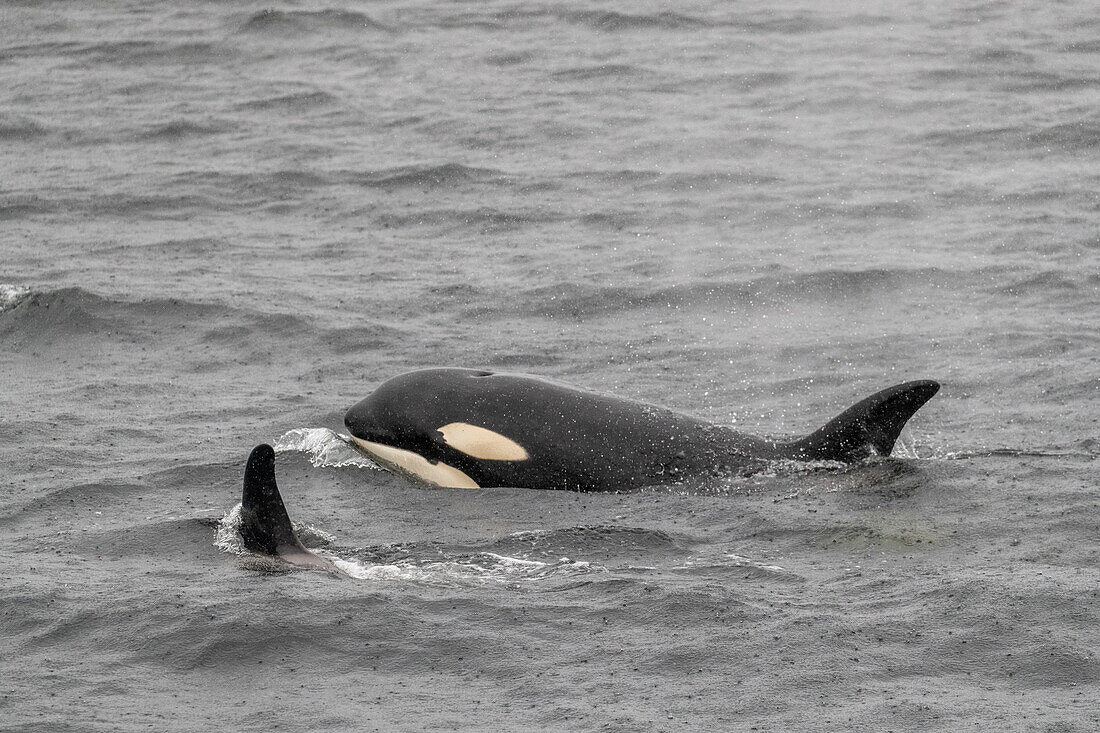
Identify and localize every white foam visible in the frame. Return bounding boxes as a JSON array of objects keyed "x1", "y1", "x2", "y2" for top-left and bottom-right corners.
[
  {"x1": 674, "y1": 552, "x2": 800, "y2": 578},
  {"x1": 297, "y1": 525, "x2": 336, "y2": 546},
  {"x1": 891, "y1": 426, "x2": 920, "y2": 459},
  {"x1": 722, "y1": 553, "x2": 797, "y2": 575},
  {"x1": 273, "y1": 427, "x2": 381, "y2": 469},
  {"x1": 213, "y1": 503, "x2": 246, "y2": 554},
  {"x1": 0, "y1": 283, "x2": 31, "y2": 312},
  {"x1": 214, "y1": 504, "x2": 600, "y2": 584},
  {"x1": 328, "y1": 552, "x2": 599, "y2": 585},
  {"x1": 504, "y1": 528, "x2": 554, "y2": 541},
  {"x1": 213, "y1": 502, "x2": 332, "y2": 554},
  {"x1": 755, "y1": 458, "x2": 849, "y2": 477},
  {"x1": 477, "y1": 552, "x2": 549, "y2": 568}
]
